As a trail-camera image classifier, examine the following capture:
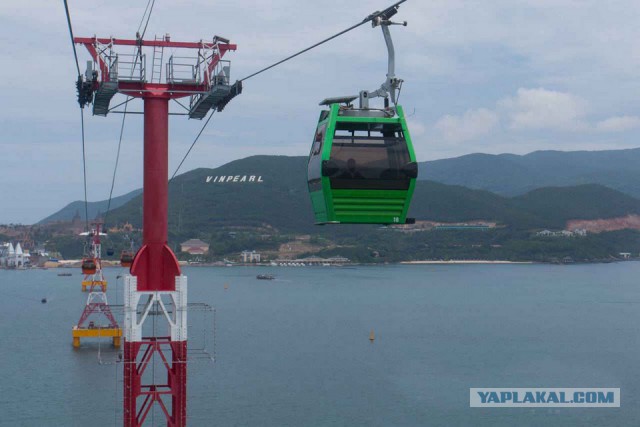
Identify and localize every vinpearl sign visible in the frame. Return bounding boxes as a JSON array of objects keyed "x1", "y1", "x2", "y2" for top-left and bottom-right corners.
[{"x1": 206, "y1": 175, "x2": 264, "y2": 183}]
